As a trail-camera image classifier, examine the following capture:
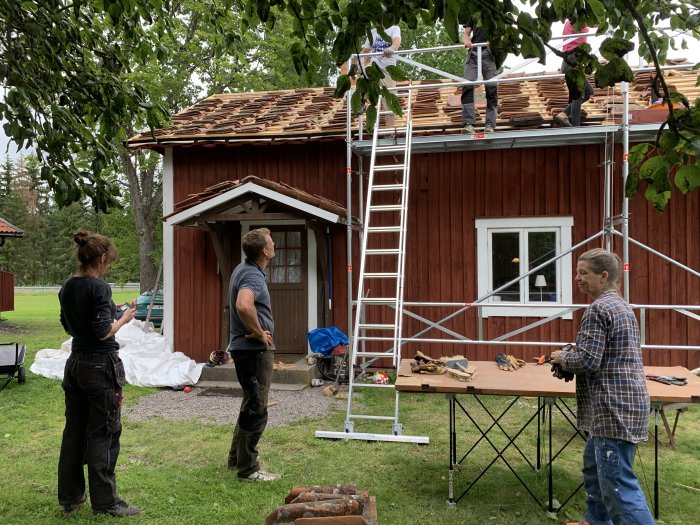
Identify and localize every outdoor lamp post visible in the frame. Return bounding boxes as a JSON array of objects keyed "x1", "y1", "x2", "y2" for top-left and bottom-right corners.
[{"x1": 535, "y1": 274, "x2": 547, "y2": 301}]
